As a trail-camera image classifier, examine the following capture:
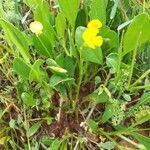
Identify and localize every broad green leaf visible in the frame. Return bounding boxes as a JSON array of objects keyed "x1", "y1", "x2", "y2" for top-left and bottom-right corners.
[
  {"x1": 55, "y1": 13, "x2": 66, "y2": 38},
  {"x1": 32, "y1": 35, "x2": 52, "y2": 58},
  {"x1": 76, "y1": 9, "x2": 87, "y2": 28},
  {"x1": 106, "y1": 53, "x2": 119, "y2": 73},
  {"x1": 51, "y1": 139, "x2": 61, "y2": 150},
  {"x1": 0, "y1": 19, "x2": 30, "y2": 63},
  {"x1": 55, "y1": 54, "x2": 75, "y2": 77},
  {"x1": 90, "y1": 0, "x2": 107, "y2": 25},
  {"x1": 13, "y1": 58, "x2": 31, "y2": 80},
  {"x1": 47, "y1": 58, "x2": 58, "y2": 67},
  {"x1": 98, "y1": 141, "x2": 116, "y2": 150},
  {"x1": 89, "y1": 91, "x2": 109, "y2": 104},
  {"x1": 58, "y1": 0, "x2": 80, "y2": 27},
  {"x1": 102, "y1": 100, "x2": 119, "y2": 123},
  {"x1": 131, "y1": 133, "x2": 150, "y2": 150},
  {"x1": 86, "y1": 119, "x2": 98, "y2": 133},
  {"x1": 101, "y1": 26, "x2": 118, "y2": 50},
  {"x1": 27, "y1": 122, "x2": 41, "y2": 137},
  {"x1": 21, "y1": 92, "x2": 36, "y2": 107},
  {"x1": 123, "y1": 13, "x2": 150, "y2": 55},
  {"x1": 29, "y1": 59, "x2": 46, "y2": 82},
  {"x1": 81, "y1": 47, "x2": 103, "y2": 64},
  {"x1": 41, "y1": 136, "x2": 53, "y2": 146},
  {"x1": 50, "y1": 75, "x2": 74, "y2": 87},
  {"x1": 34, "y1": 1, "x2": 56, "y2": 46},
  {"x1": 75, "y1": 26, "x2": 86, "y2": 48}
]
